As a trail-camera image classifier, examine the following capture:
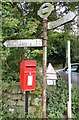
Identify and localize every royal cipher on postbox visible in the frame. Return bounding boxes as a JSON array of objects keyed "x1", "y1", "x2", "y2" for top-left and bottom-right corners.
[{"x1": 20, "y1": 60, "x2": 36, "y2": 91}]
